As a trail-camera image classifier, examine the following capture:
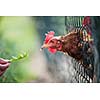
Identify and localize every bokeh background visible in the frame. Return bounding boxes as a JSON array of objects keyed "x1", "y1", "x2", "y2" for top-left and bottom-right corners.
[{"x1": 0, "y1": 16, "x2": 70, "y2": 83}]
